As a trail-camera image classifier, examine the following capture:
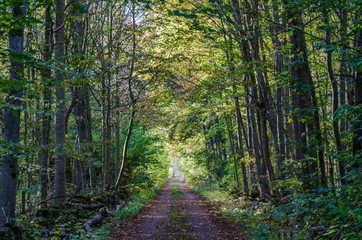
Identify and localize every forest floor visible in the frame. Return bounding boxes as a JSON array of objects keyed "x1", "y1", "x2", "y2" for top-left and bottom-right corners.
[{"x1": 111, "y1": 178, "x2": 247, "y2": 240}]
